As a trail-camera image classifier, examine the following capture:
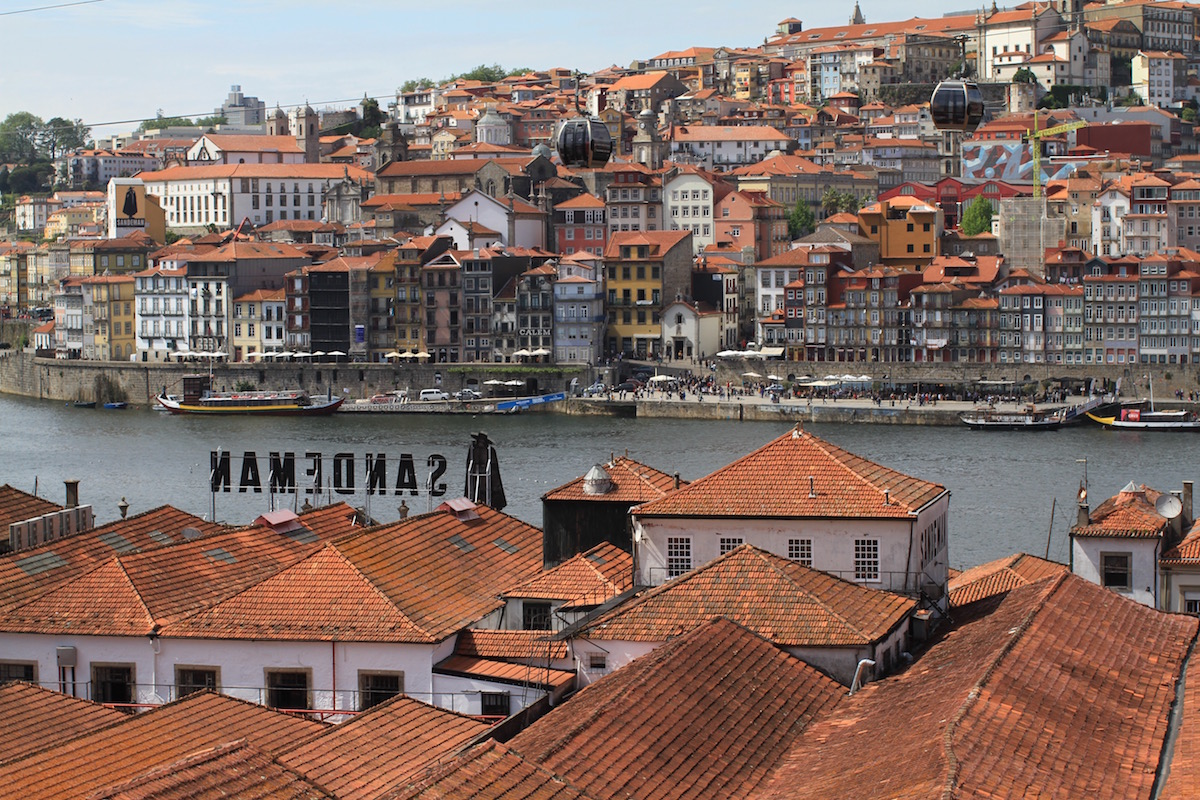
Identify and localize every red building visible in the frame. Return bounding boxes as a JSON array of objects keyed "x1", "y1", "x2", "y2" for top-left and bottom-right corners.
[
  {"x1": 554, "y1": 193, "x2": 607, "y2": 257},
  {"x1": 879, "y1": 177, "x2": 1026, "y2": 230}
]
